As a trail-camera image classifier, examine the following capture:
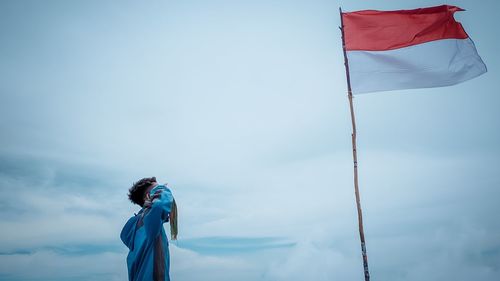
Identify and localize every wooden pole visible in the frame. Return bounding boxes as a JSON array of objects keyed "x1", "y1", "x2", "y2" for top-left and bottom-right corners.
[{"x1": 339, "y1": 7, "x2": 370, "y2": 281}]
